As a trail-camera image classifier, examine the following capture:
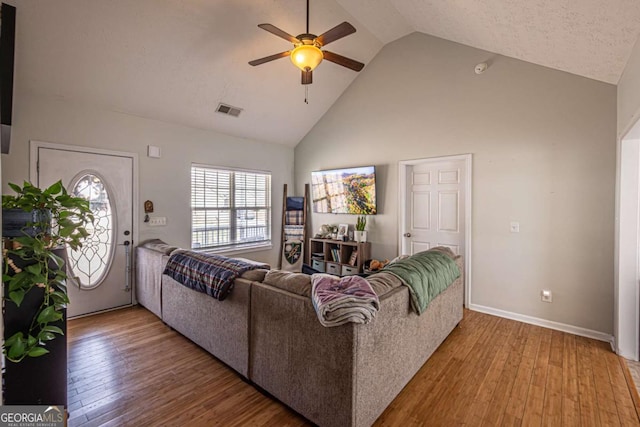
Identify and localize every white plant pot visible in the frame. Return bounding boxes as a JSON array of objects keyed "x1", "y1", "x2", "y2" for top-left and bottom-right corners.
[{"x1": 354, "y1": 230, "x2": 367, "y2": 243}]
